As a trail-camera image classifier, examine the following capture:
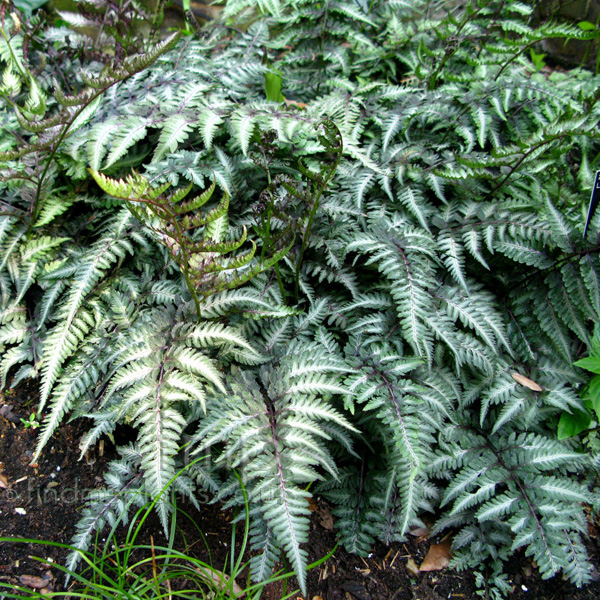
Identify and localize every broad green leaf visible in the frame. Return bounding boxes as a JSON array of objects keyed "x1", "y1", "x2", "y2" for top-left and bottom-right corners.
[
  {"x1": 557, "y1": 409, "x2": 592, "y2": 439},
  {"x1": 573, "y1": 356, "x2": 600, "y2": 374},
  {"x1": 578, "y1": 21, "x2": 596, "y2": 31},
  {"x1": 586, "y1": 375, "x2": 600, "y2": 420},
  {"x1": 265, "y1": 71, "x2": 285, "y2": 103}
]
